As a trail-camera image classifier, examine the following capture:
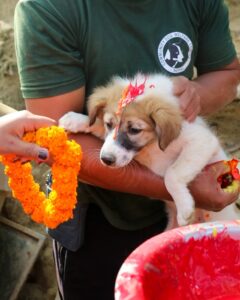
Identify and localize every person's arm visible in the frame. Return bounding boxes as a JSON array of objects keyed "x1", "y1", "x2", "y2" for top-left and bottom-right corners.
[
  {"x1": 71, "y1": 132, "x2": 239, "y2": 212},
  {"x1": 195, "y1": 58, "x2": 240, "y2": 115},
  {"x1": 173, "y1": 1, "x2": 240, "y2": 122},
  {"x1": 25, "y1": 88, "x2": 85, "y2": 120},
  {"x1": 173, "y1": 58, "x2": 240, "y2": 122}
]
